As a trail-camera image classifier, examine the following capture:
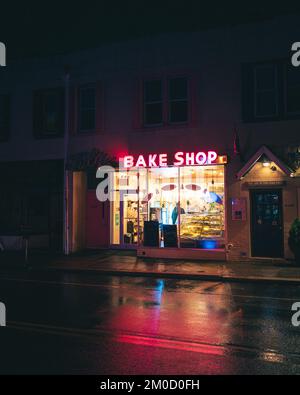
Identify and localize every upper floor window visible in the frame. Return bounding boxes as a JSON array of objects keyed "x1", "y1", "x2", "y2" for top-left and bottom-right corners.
[
  {"x1": 0, "y1": 94, "x2": 10, "y2": 142},
  {"x1": 242, "y1": 60, "x2": 300, "y2": 122},
  {"x1": 33, "y1": 88, "x2": 64, "y2": 138},
  {"x1": 169, "y1": 77, "x2": 188, "y2": 123},
  {"x1": 143, "y1": 77, "x2": 188, "y2": 126},
  {"x1": 144, "y1": 80, "x2": 163, "y2": 125},
  {"x1": 78, "y1": 86, "x2": 96, "y2": 132},
  {"x1": 285, "y1": 64, "x2": 300, "y2": 115},
  {"x1": 254, "y1": 65, "x2": 278, "y2": 118}
]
